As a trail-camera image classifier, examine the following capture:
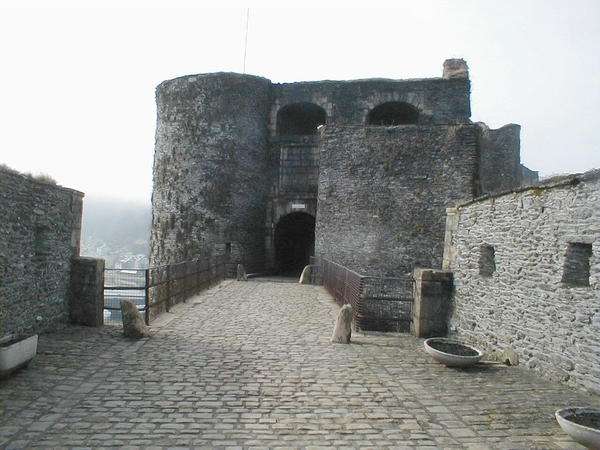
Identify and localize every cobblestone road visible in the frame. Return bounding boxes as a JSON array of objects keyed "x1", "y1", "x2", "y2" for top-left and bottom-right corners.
[{"x1": 1, "y1": 280, "x2": 596, "y2": 449}]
